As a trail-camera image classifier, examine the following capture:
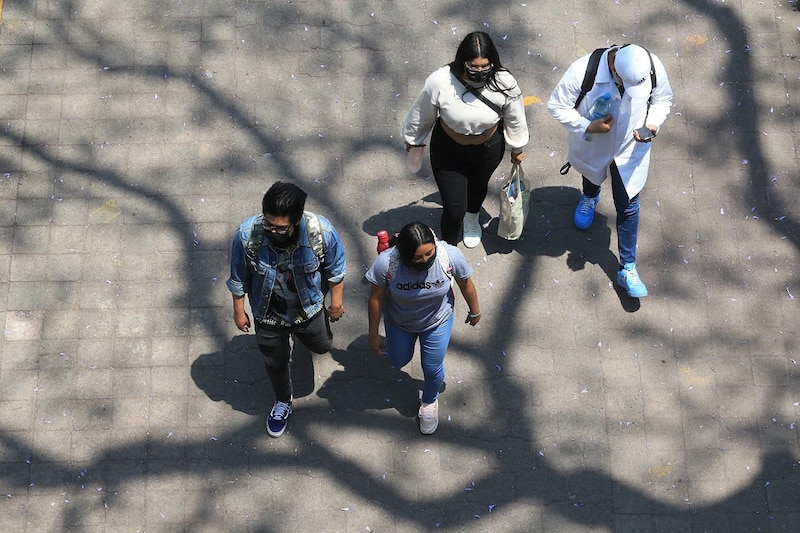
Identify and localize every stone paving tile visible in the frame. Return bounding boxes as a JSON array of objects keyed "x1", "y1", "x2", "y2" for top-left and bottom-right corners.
[{"x1": 1, "y1": 0, "x2": 800, "y2": 531}]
